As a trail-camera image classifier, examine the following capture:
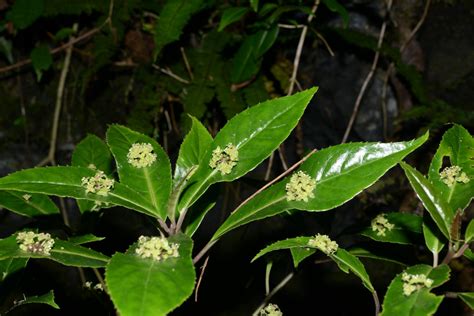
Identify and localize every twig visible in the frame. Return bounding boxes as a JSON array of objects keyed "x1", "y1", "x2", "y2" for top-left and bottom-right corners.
[
  {"x1": 152, "y1": 64, "x2": 190, "y2": 84},
  {"x1": 265, "y1": 261, "x2": 273, "y2": 295},
  {"x1": 252, "y1": 272, "x2": 294, "y2": 316},
  {"x1": 38, "y1": 23, "x2": 78, "y2": 167},
  {"x1": 372, "y1": 291, "x2": 381, "y2": 316},
  {"x1": 380, "y1": 0, "x2": 431, "y2": 139},
  {"x1": 158, "y1": 218, "x2": 172, "y2": 235},
  {"x1": 441, "y1": 243, "x2": 470, "y2": 265},
  {"x1": 341, "y1": 0, "x2": 393, "y2": 143},
  {"x1": 264, "y1": 152, "x2": 275, "y2": 181},
  {"x1": 193, "y1": 240, "x2": 217, "y2": 264},
  {"x1": 194, "y1": 256, "x2": 210, "y2": 302},
  {"x1": 180, "y1": 47, "x2": 194, "y2": 80},
  {"x1": 288, "y1": 0, "x2": 320, "y2": 95},
  {"x1": 312, "y1": 28, "x2": 335, "y2": 57},
  {"x1": 277, "y1": 144, "x2": 288, "y2": 170},
  {"x1": 0, "y1": 0, "x2": 114, "y2": 75},
  {"x1": 278, "y1": 23, "x2": 304, "y2": 29},
  {"x1": 93, "y1": 268, "x2": 106, "y2": 289}
]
